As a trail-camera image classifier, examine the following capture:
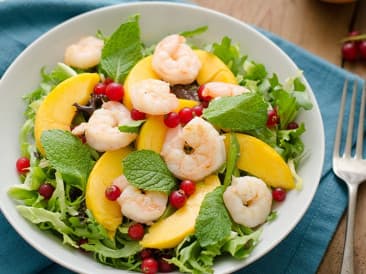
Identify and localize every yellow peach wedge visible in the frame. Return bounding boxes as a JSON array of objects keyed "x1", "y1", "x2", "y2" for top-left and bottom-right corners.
[
  {"x1": 34, "y1": 73, "x2": 100, "y2": 154},
  {"x1": 140, "y1": 175, "x2": 220, "y2": 249},
  {"x1": 86, "y1": 147, "x2": 131, "y2": 237},
  {"x1": 225, "y1": 133, "x2": 295, "y2": 189},
  {"x1": 194, "y1": 49, "x2": 237, "y2": 85}
]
